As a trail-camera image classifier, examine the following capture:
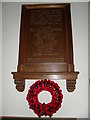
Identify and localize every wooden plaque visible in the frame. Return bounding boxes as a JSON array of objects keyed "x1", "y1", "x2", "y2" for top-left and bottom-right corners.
[{"x1": 12, "y1": 4, "x2": 79, "y2": 92}]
